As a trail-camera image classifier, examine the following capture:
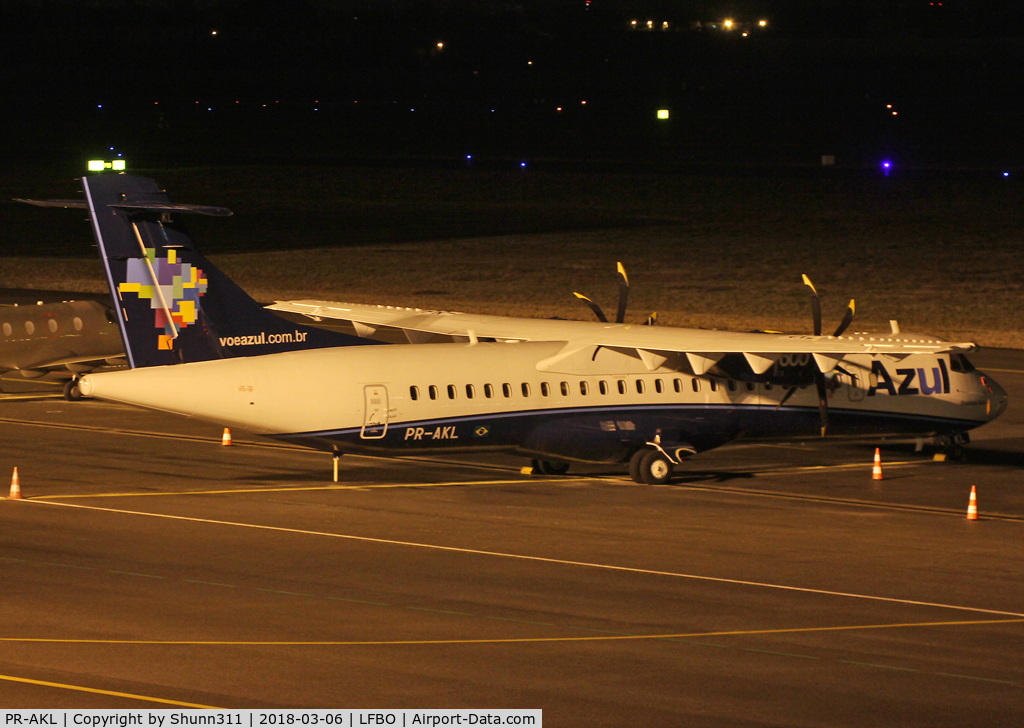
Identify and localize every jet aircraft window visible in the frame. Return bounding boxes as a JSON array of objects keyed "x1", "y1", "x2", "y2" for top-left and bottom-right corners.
[
  {"x1": 429, "y1": 385, "x2": 438, "y2": 400},
  {"x1": 599, "y1": 380, "x2": 609, "y2": 395},
  {"x1": 727, "y1": 380, "x2": 737, "y2": 392},
  {"x1": 502, "y1": 383, "x2": 512, "y2": 398},
  {"x1": 466, "y1": 384, "x2": 475, "y2": 399},
  {"x1": 617, "y1": 380, "x2": 627, "y2": 395},
  {"x1": 745, "y1": 382, "x2": 755, "y2": 392},
  {"x1": 447, "y1": 385, "x2": 457, "y2": 399},
  {"x1": 636, "y1": 379, "x2": 645, "y2": 394},
  {"x1": 580, "y1": 381, "x2": 589, "y2": 396},
  {"x1": 73, "y1": 317, "x2": 83, "y2": 331},
  {"x1": 2, "y1": 323, "x2": 10, "y2": 337},
  {"x1": 541, "y1": 382, "x2": 550, "y2": 397},
  {"x1": 410, "y1": 386, "x2": 419, "y2": 401},
  {"x1": 655, "y1": 379, "x2": 664, "y2": 394},
  {"x1": 691, "y1": 378, "x2": 700, "y2": 393},
  {"x1": 709, "y1": 379, "x2": 718, "y2": 392},
  {"x1": 674, "y1": 378, "x2": 682, "y2": 393},
  {"x1": 48, "y1": 319, "x2": 58, "y2": 333},
  {"x1": 560, "y1": 382, "x2": 570, "y2": 396},
  {"x1": 484, "y1": 384, "x2": 494, "y2": 398},
  {"x1": 25, "y1": 321, "x2": 34, "y2": 335},
  {"x1": 521, "y1": 383, "x2": 531, "y2": 397}
]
